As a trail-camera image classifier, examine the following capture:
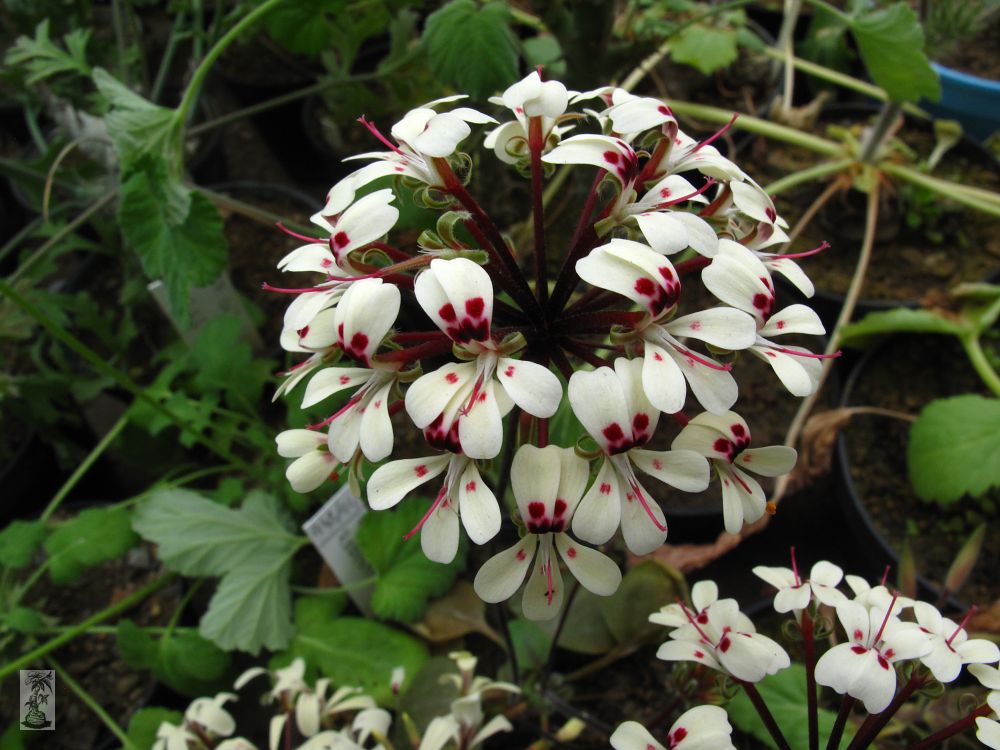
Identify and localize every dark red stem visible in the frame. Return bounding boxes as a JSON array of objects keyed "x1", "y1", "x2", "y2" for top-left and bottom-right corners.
[
  {"x1": 375, "y1": 338, "x2": 453, "y2": 364},
  {"x1": 802, "y1": 610, "x2": 819, "y2": 750},
  {"x1": 739, "y1": 681, "x2": 793, "y2": 750},
  {"x1": 529, "y1": 116, "x2": 548, "y2": 308},
  {"x1": 847, "y1": 673, "x2": 926, "y2": 750},
  {"x1": 554, "y1": 309, "x2": 644, "y2": 335},
  {"x1": 826, "y1": 696, "x2": 856, "y2": 750},
  {"x1": 674, "y1": 255, "x2": 713, "y2": 277},
  {"x1": 548, "y1": 169, "x2": 605, "y2": 316},
  {"x1": 561, "y1": 339, "x2": 611, "y2": 369},
  {"x1": 903, "y1": 703, "x2": 991, "y2": 750}
]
